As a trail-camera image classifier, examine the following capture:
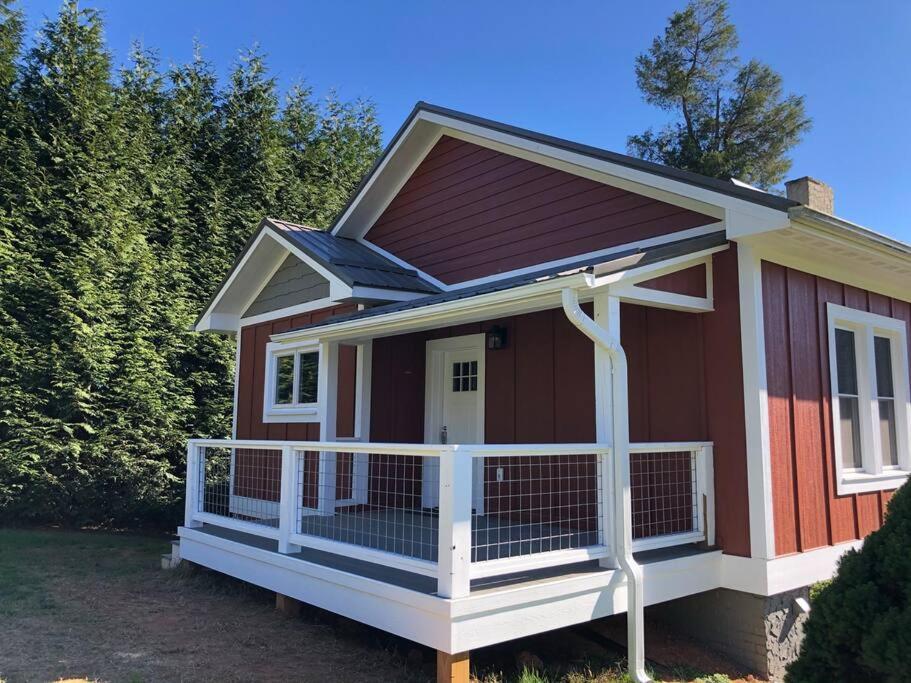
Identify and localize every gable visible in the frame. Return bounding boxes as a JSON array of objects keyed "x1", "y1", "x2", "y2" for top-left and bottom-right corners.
[
  {"x1": 364, "y1": 136, "x2": 715, "y2": 285},
  {"x1": 243, "y1": 254, "x2": 329, "y2": 318}
]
